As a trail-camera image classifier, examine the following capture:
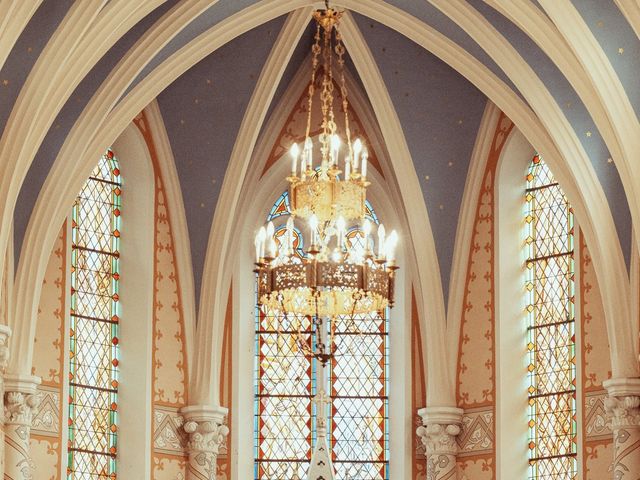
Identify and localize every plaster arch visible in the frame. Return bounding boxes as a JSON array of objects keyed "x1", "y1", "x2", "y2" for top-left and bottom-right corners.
[
  {"x1": 0, "y1": 0, "x2": 162, "y2": 296},
  {"x1": 0, "y1": 0, "x2": 42, "y2": 71},
  {"x1": 10, "y1": 0, "x2": 219, "y2": 374},
  {"x1": 614, "y1": 0, "x2": 640, "y2": 39},
  {"x1": 539, "y1": 0, "x2": 640, "y2": 249},
  {"x1": 427, "y1": 0, "x2": 635, "y2": 379},
  {"x1": 138, "y1": 99, "x2": 197, "y2": 374},
  {"x1": 445, "y1": 101, "x2": 502, "y2": 371},
  {"x1": 232, "y1": 125, "x2": 413, "y2": 480},
  {"x1": 13, "y1": 0, "x2": 634, "y2": 388}
]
